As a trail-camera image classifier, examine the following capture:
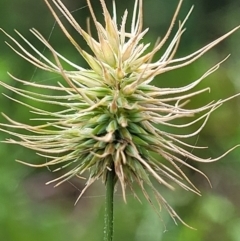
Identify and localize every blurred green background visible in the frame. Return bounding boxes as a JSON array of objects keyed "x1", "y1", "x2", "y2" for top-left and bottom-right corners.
[{"x1": 1, "y1": 0, "x2": 240, "y2": 240}]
